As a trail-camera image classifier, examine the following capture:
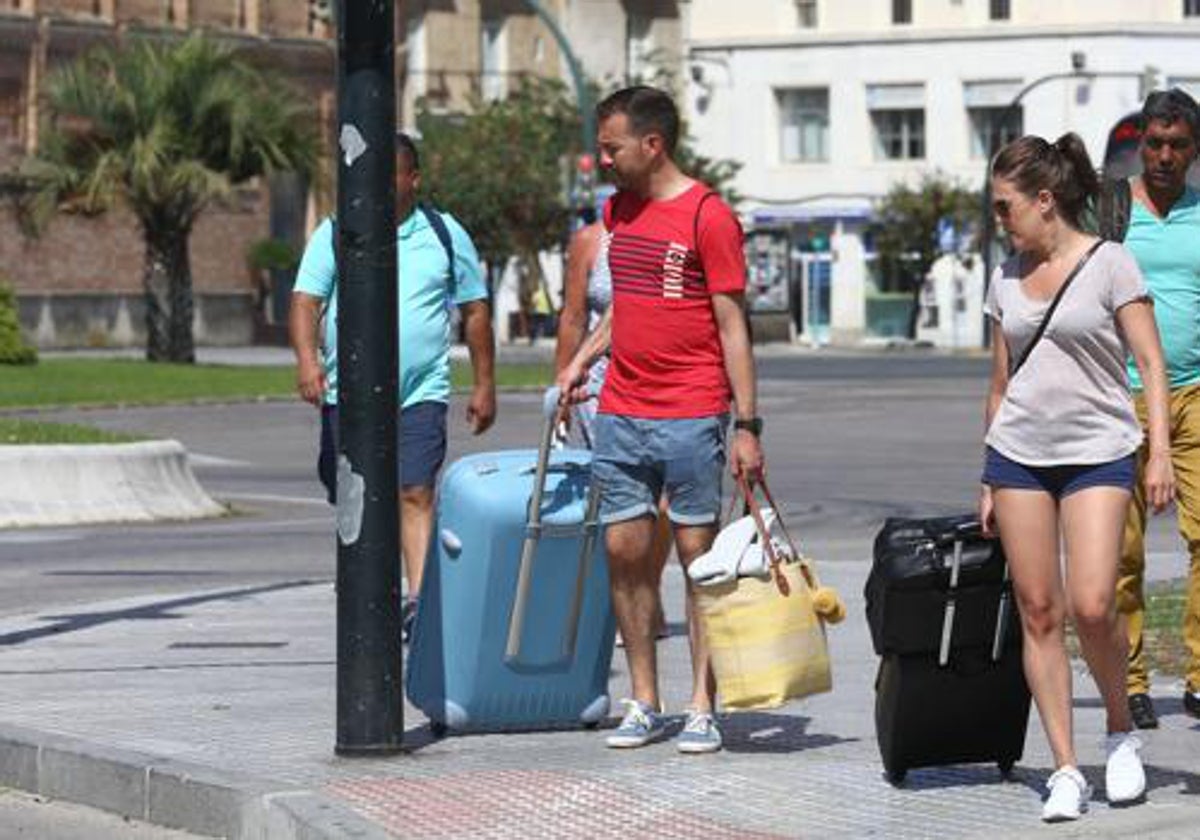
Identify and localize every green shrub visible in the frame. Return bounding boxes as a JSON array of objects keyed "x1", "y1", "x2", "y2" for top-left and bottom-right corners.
[
  {"x1": 0, "y1": 284, "x2": 36, "y2": 365},
  {"x1": 247, "y1": 238, "x2": 300, "y2": 273}
]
